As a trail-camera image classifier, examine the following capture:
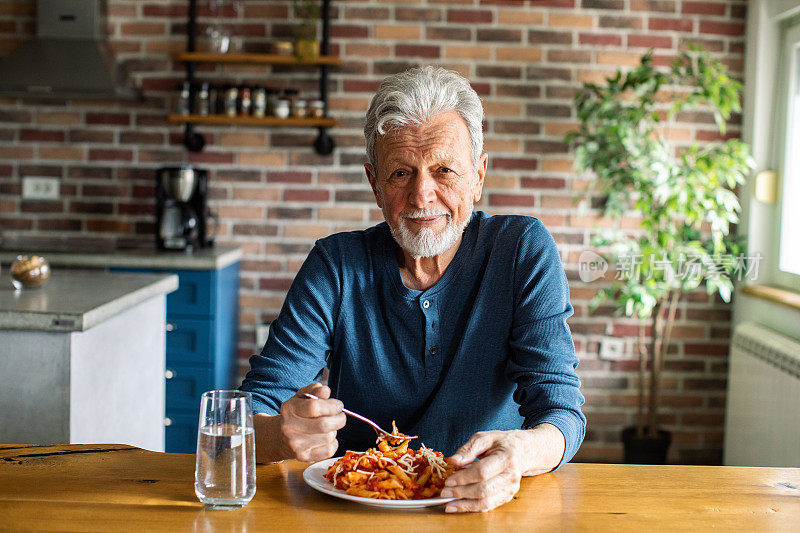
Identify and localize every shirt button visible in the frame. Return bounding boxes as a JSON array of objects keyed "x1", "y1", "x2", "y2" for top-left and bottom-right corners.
[
  {"x1": 422, "y1": 299, "x2": 430, "y2": 309},
  {"x1": 430, "y1": 346, "x2": 439, "y2": 355}
]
